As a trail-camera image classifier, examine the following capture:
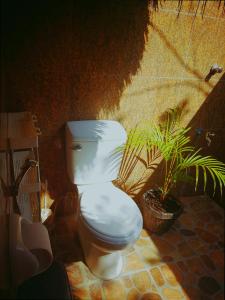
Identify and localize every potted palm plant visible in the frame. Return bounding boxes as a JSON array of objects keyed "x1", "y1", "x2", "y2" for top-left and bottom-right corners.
[{"x1": 120, "y1": 108, "x2": 225, "y2": 234}]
